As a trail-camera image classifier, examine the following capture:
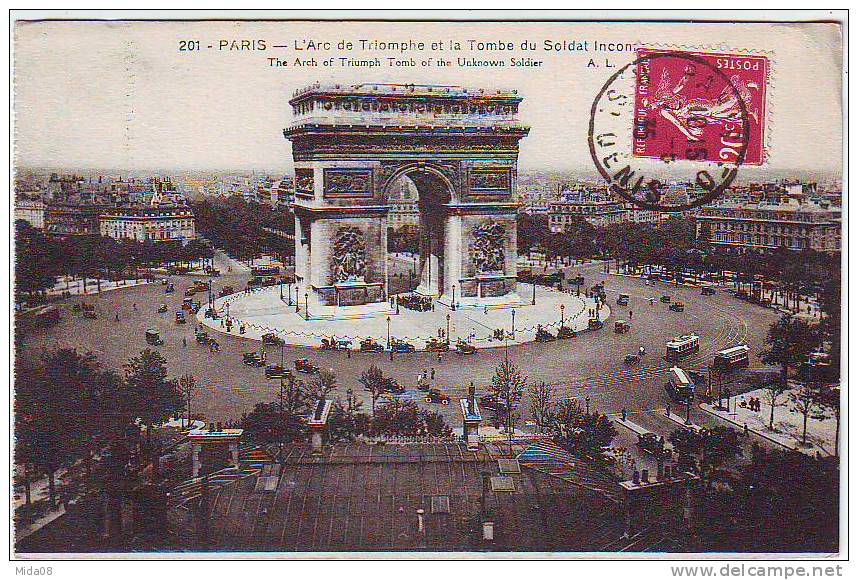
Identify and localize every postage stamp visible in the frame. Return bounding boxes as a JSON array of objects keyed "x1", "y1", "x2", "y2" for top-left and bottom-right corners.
[
  {"x1": 633, "y1": 48, "x2": 769, "y2": 166},
  {"x1": 588, "y1": 49, "x2": 767, "y2": 211}
]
